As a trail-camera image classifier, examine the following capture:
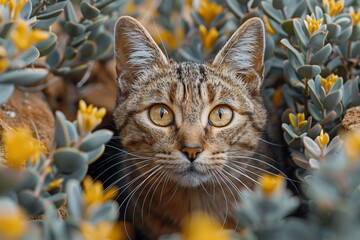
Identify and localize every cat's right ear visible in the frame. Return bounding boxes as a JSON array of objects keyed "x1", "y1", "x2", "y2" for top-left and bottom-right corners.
[{"x1": 114, "y1": 16, "x2": 168, "y2": 91}]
